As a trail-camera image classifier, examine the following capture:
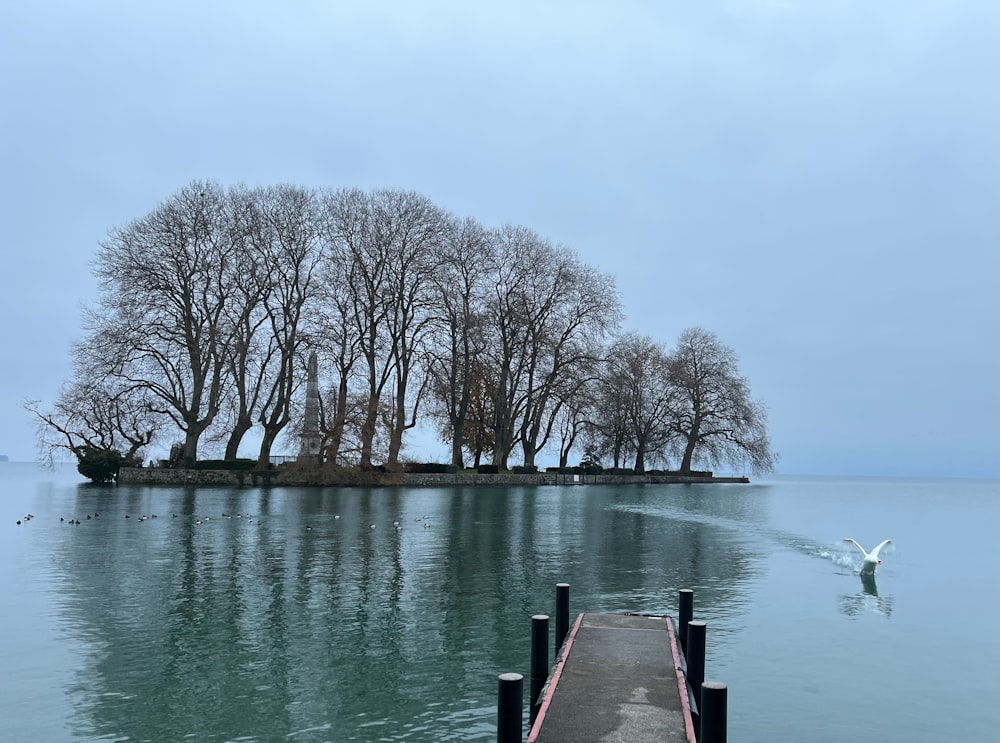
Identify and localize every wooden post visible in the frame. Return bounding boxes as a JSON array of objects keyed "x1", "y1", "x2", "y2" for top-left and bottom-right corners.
[
  {"x1": 678, "y1": 588, "x2": 694, "y2": 654},
  {"x1": 555, "y1": 583, "x2": 570, "y2": 655},
  {"x1": 701, "y1": 681, "x2": 728, "y2": 743},
  {"x1": 687, "y1": 620, "x2": 706, "y2": 714},
  {"x1": 497, "y1": 673, "x2": 523, "y2": 743},
  {"x1": 530, "y1": 615, "x2": 549, "y2": 724}
]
